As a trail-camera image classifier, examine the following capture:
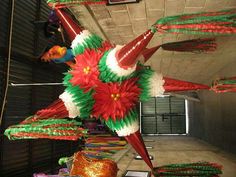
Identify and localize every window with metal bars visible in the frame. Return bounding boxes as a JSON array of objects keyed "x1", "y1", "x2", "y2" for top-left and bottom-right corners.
[{"x1": 140, "y1": 96, "x2": 186, "y2": 135}]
